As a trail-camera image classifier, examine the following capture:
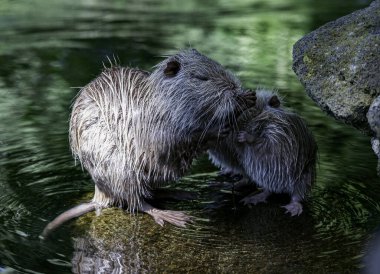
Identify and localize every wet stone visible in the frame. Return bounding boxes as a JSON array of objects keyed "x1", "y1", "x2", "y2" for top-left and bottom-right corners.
[{"x1": 292, "y1": 0, "x2": 380, "y2": 135}]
